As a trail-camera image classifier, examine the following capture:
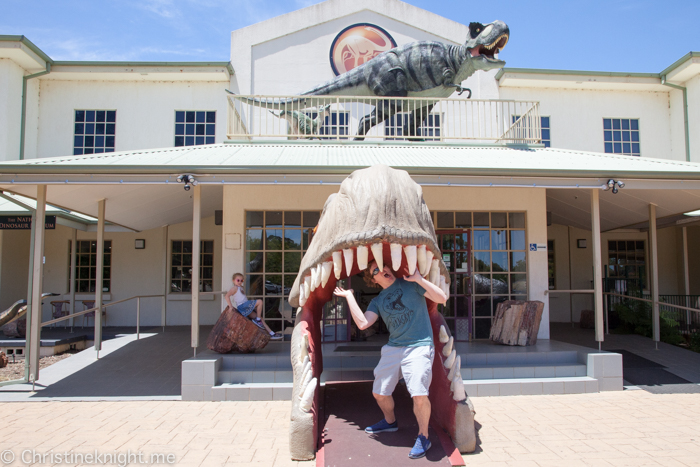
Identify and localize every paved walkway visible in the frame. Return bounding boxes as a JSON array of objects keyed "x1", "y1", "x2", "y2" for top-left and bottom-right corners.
[{"x1": 1, "y1": 390, "x2": 699, "y2": 466}]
